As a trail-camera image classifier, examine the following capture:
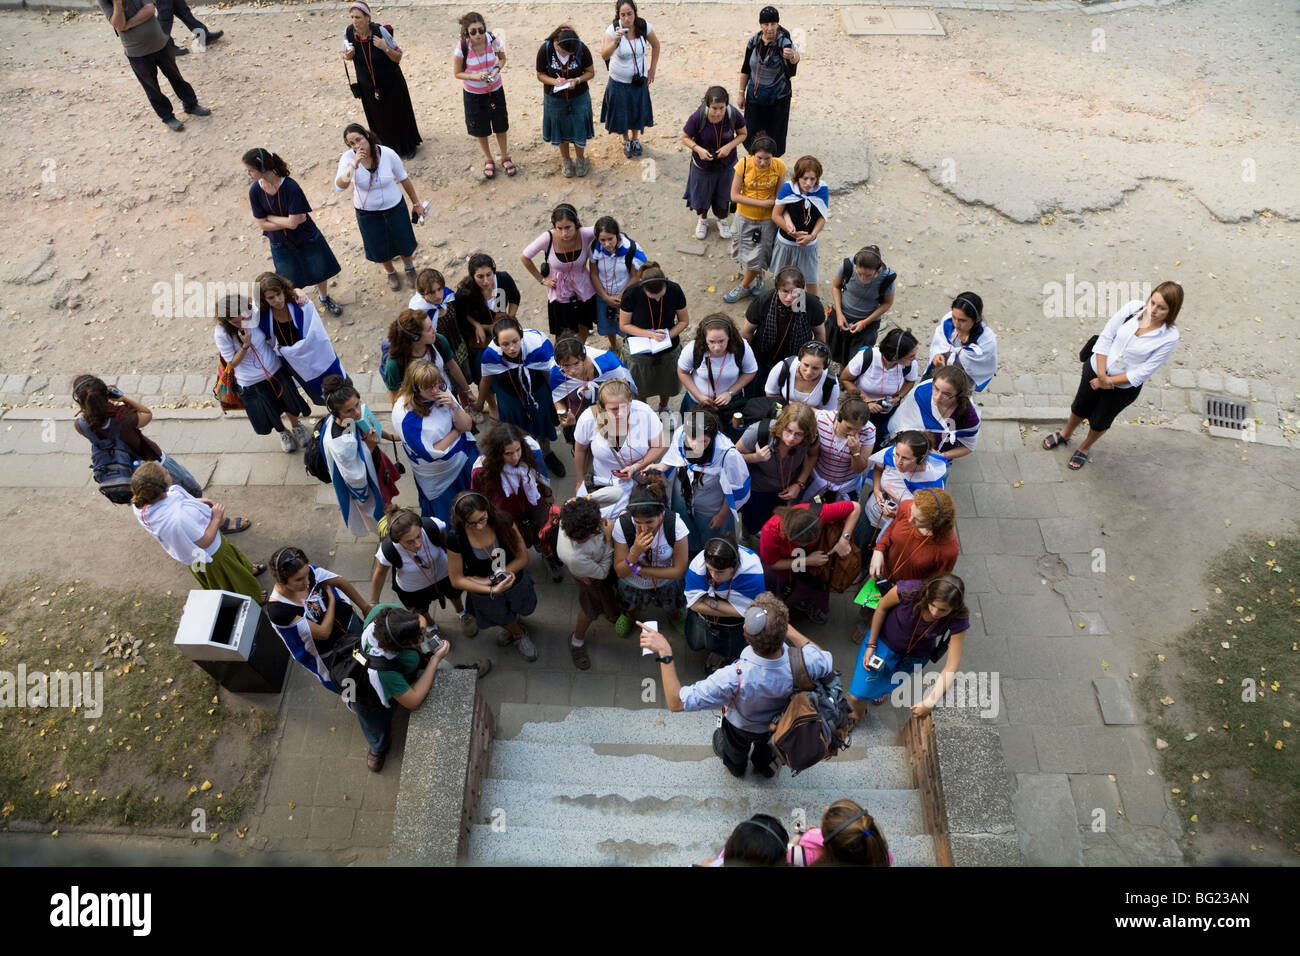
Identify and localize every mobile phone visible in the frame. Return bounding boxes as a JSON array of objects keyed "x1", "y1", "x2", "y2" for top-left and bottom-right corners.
[{"x1": 611, "y1": 469, "x2": 629, "y2": 479}]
